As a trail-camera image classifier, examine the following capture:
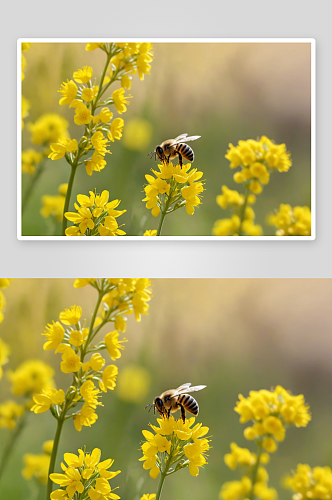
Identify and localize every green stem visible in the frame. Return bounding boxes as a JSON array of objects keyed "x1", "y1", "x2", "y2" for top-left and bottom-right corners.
[
  {"x1": 248, "y1": 441, "x2": 263, "y2": 500},
  {"x1": 22, "y1": 158, "x2": 46, "y2": 212},
  {"x1": 157, "y1": 210, "x2": 166, "y2": 236},
  {"x1": 155, "y1": 472, "x2": 167, "y2": 500},
  {"x1": 0, "y1": 411, "x2": 28, "y2": 482},
  {"x1": 81, "y1": 289, "x2": 104, "y2": 360},
  {"x1": 46, "y1": 415, "x2": 65, "y2": 500},
  {"x1": 238, "y1": 184, "x2": 250, "y2": 236},
  {"x1": 61, "y1": 162, "x2": 78, "y2": 235}
]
